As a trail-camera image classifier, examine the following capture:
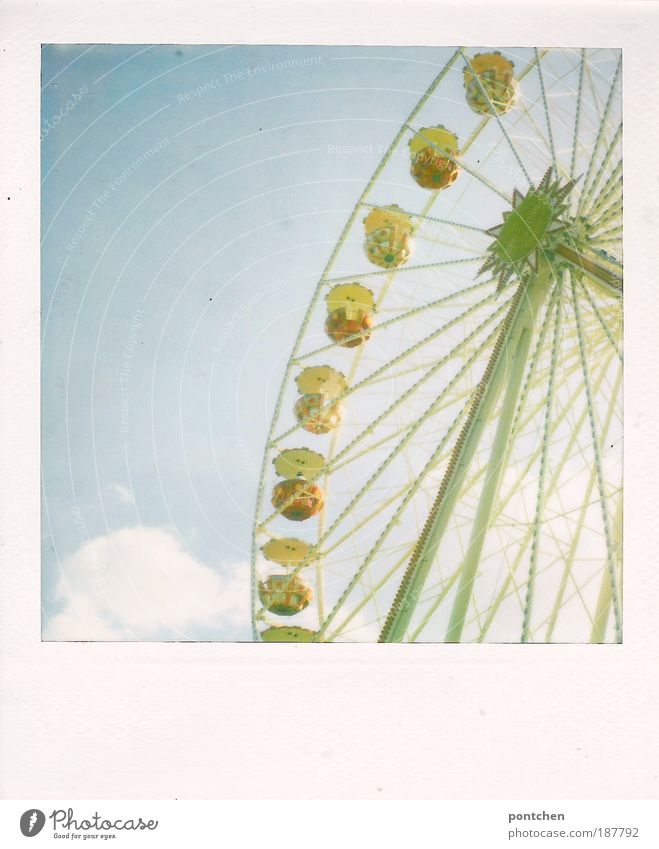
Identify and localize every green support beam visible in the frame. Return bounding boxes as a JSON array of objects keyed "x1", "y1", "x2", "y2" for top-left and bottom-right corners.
[{"x1": 379, "y1": 265, "x2": 552, "y2": 642}]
